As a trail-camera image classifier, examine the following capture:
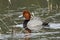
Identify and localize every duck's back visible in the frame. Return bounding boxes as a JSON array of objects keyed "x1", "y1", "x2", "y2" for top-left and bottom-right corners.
[{"x1": 27, "y1": 17, "x2": 43, "y2": 32}]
